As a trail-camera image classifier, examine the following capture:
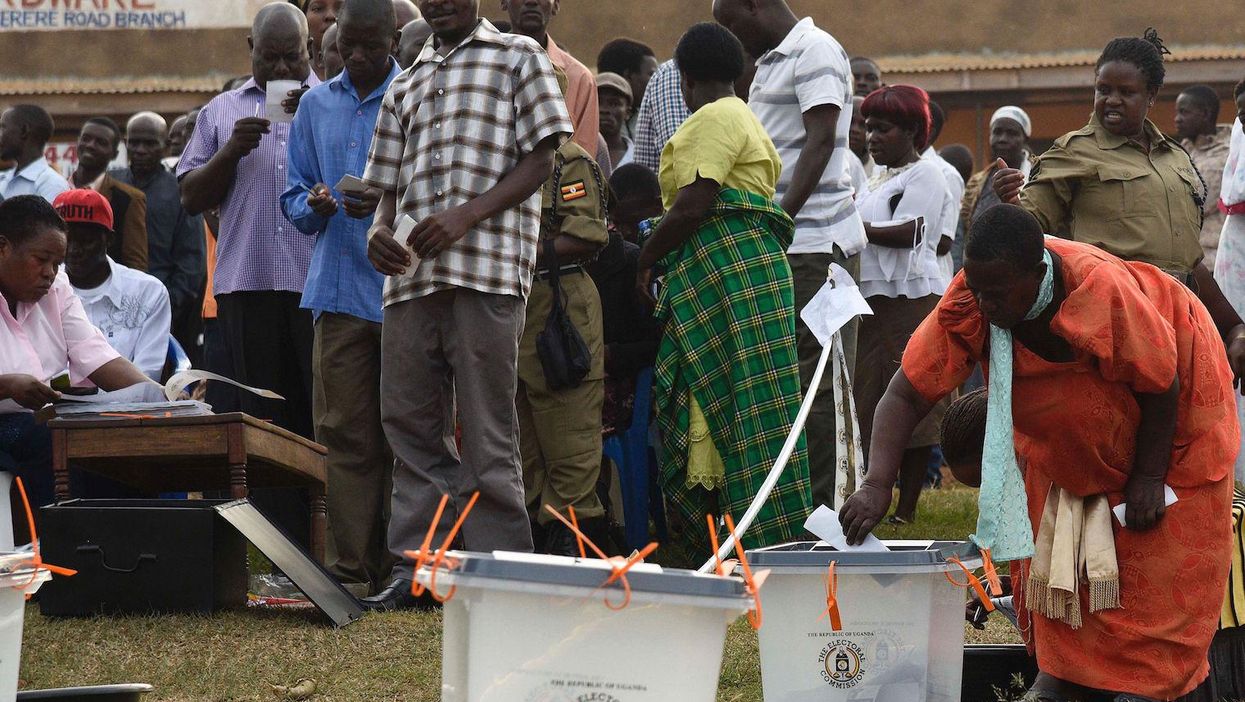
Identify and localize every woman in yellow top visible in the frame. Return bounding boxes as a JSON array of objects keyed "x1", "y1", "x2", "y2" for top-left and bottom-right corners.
[
  {"x1": 635, "y1": 22, "x2": 810, "y2": 549},
  {"x1": 995, "y1": 29, "x2": 1245, "y2": 383}
]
